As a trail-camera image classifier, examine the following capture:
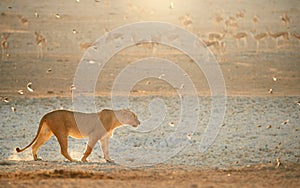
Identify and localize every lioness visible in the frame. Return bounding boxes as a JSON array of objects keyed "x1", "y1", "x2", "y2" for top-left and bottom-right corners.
[{"x1": 16, "y1": 109, "x2": 140, "y2": 162}]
